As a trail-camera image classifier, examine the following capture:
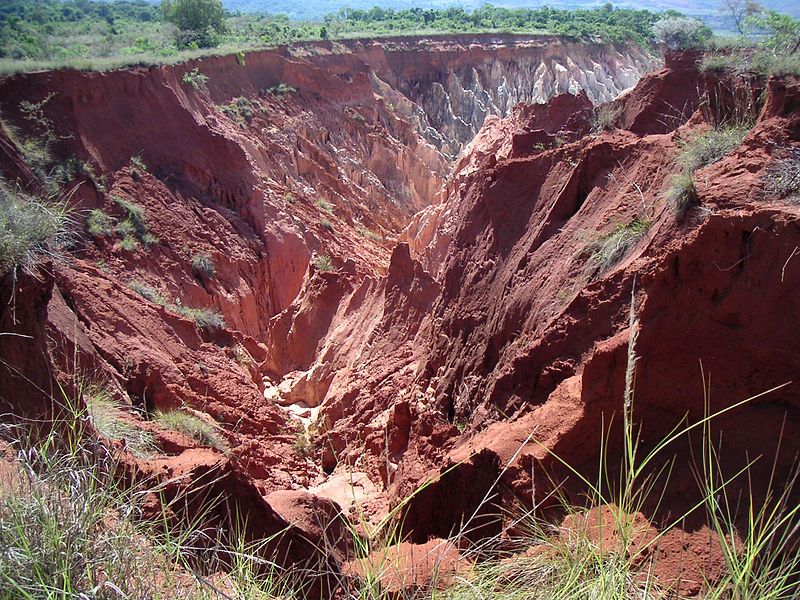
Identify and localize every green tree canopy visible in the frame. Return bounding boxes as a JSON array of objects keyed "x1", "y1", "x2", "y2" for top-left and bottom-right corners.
[{"x1": 161, "y1": 0, "x2": 225, "y2": 47}]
